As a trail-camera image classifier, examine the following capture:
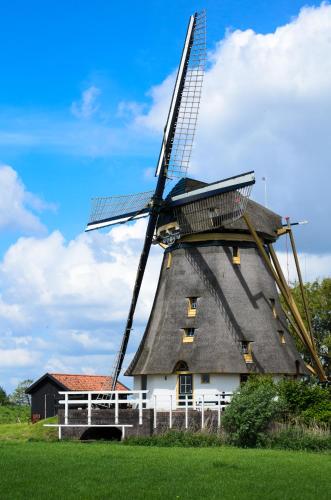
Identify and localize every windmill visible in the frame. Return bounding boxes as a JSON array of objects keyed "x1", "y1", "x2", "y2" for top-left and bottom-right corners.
[{"x1": 86, "y1": 11, "x2": 326, "y2": 406}]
